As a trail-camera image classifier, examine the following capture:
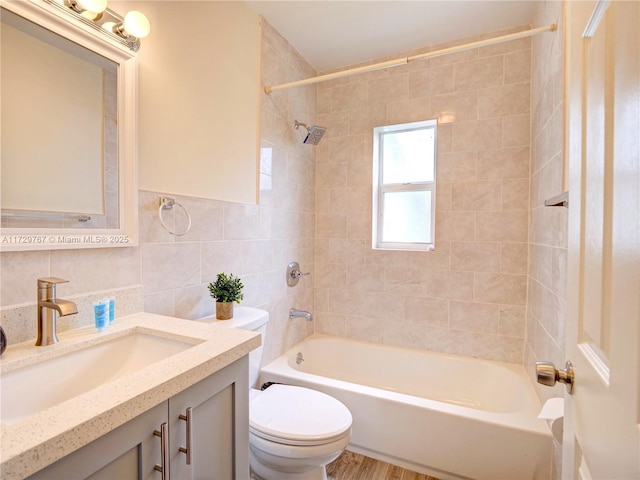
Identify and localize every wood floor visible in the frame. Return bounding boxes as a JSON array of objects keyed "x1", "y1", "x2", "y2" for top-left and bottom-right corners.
[{"x1": 326, "y1": 450, "x2": 441, "y2": 480}]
